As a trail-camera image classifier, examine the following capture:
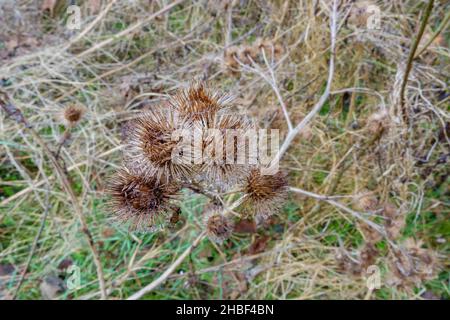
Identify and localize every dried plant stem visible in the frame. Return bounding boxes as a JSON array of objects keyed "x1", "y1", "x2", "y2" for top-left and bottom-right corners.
[
  {"x1": 127, "y1": 231, "x2": 206, "y2": 300},
  {"x1": 11, "y1": 188, "x2": 51, "y2": 299},
  {"x1": 0, "y1": 95, "x2": 107, "y2": 300},
  {"x1": 345, "y1": 47, "x2": 363, "y2": 128},
  {"x1": 77, "y1": 0, "x2": 186, "y2": 58},
  {"x1": 28, "y1": 131, "x2": 108, "y2": 299},
  {"x1": 12, "y1": 125, "x2": 76, "y2": 298},
  {"x1": 182, "y1": 181, "x2": 222, "y2": 205},
  {"x1": 55, "y1": 128, "x2": 71, "y2": 160},
  {"x1": 399, "y1": 0, "x2": 435, "y2": 125},
  {"x1": 289, "y1": 187, "x2": 385, "y2": 235},
  {"x1": 271, "y1": 0, "x2": 338, "y2": 165},
  {"x1": 261, "y1": 49, "x2": 293, "y2": 131},
  {"x1": 126, "y1": 195, "x2": 245, "y2": 299}
]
